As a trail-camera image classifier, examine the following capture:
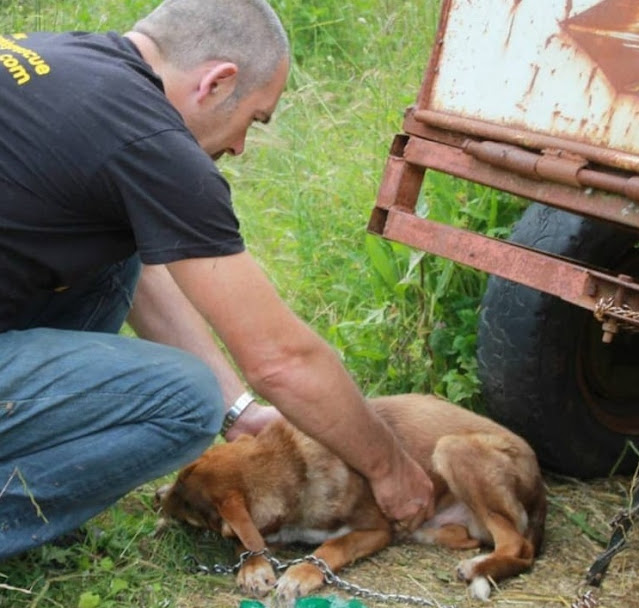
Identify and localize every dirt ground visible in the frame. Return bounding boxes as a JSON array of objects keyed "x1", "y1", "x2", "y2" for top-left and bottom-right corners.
[{"x1": 179, "y1": 473, "x2": 638, "y2": 608}]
